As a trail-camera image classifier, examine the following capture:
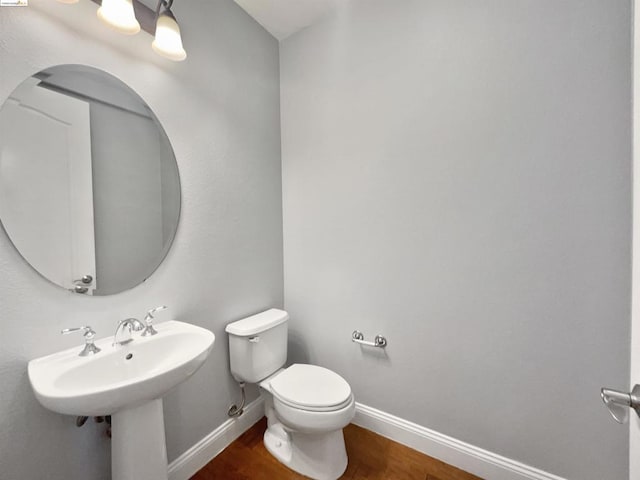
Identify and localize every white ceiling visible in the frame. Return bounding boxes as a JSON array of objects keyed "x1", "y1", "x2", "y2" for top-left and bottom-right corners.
[{"x1": 233, "y1": 0, "x2": 339, "y2": 41}]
